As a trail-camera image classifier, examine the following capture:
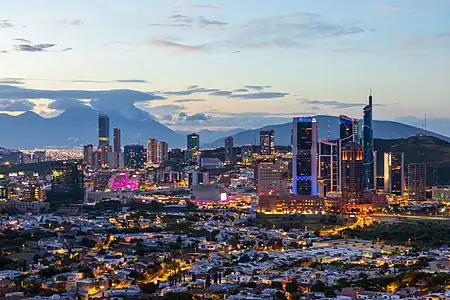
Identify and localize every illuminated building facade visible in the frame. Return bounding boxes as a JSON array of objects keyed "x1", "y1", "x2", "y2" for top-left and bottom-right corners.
[
  {"x1": 108, "y1": 172, "x2": 138, "y2": 191},
  {"x1": 318, "y1": 141, "x2": 338, "y2": 196},
  {"x1": 341, "y1": 142, "x2": 365, "y2": 202},
  {"x1": 83, "y1": 144, "x2": 94, "y2": 167},
  {"x1": 363, "y1": 92, "x2": 374, "y2": 190},
  {"x1": 113, "y1": 128, "x2": 121, "y2": 153},
  {"x1": 157, "y1": 141, "x2": 169, "y2": 164},
  {"x1": 225, "y1": 136, "x2": 234, "y2": 164},
  {"x1": 257, "y1": 160, "x2": 288, "y2": 195},
  {"x1": 339, "y1": 115, "x2": 360, "y2": 192},
  {"x1": 124, "y1": 145, "x2": 146, "y2": 169},
  {"x1": 47, "y1": 161, "x2": 85, "y2": 206},
  {"x1": 260, "y1": 130, "x2": 275, "y2": 155},
  {"x1": 292, "y1": 117, "x2": 318, "y2": 196},
  {"x1": 147, "y1": 139, "x2": 158, "y2": 163},
  {"x1": 257, "y1": 194, "x2": 325, "y2": 214},
  {"x1": 98, "y1": 114, "x2": 110, "y2": 147},
  {"x1": 241, "y1": 145, "x2": 254, "y2": 165},
  {"x1": 187, "y1": 133, "x2": 200, "y2": 150},
  {"x1": 384, "y1": 152, "x2": 405, "y2": 196},
  {"x1": 408, "y1": 163, "x2": 426, "y2": 201}
]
